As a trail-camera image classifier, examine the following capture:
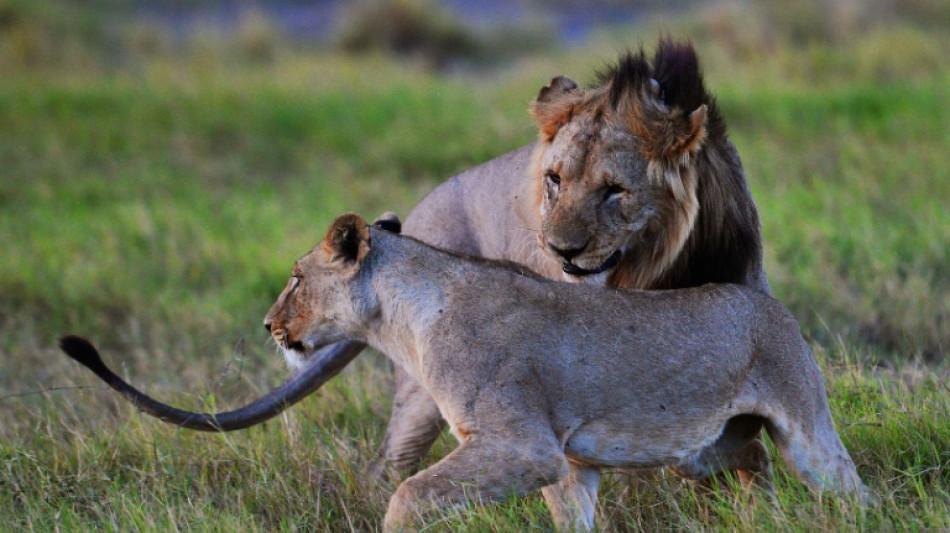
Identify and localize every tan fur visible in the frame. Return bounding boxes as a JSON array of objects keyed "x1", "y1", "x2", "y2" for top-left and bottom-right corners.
[{"x1": 266, "y1": 214, "x2": 870, "y2": 532}]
